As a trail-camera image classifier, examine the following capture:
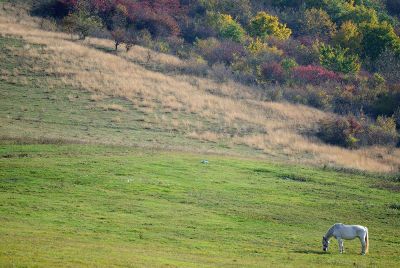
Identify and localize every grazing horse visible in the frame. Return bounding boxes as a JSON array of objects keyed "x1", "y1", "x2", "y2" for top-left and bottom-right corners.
[{"x1": 322, "y1": 223, "x2": 369, "y2": 255}]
